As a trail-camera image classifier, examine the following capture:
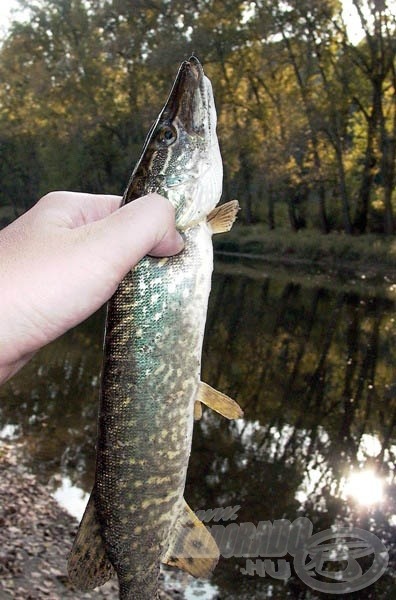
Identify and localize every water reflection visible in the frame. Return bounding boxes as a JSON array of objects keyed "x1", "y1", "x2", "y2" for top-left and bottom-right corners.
[
  {"x1": 0, "y1": 259, "x2": 395, "y2": 597},
  {"x1": 342, "y1": 469, "x2": 385, "y2": 506},
  {"x1": 52, "y1": 475, "x2": 89, "y2": 520}
]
